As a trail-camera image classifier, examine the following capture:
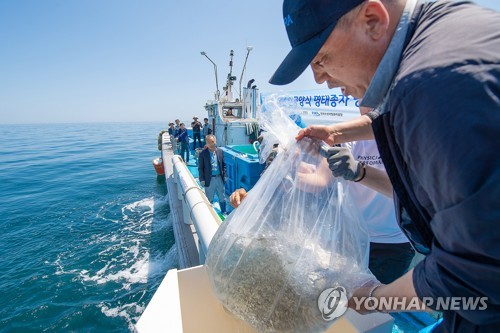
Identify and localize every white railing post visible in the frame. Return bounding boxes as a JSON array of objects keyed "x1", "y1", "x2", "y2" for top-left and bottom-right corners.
[{"x1": 171, "y1": 155, "x2": 222, "y2": 259}]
